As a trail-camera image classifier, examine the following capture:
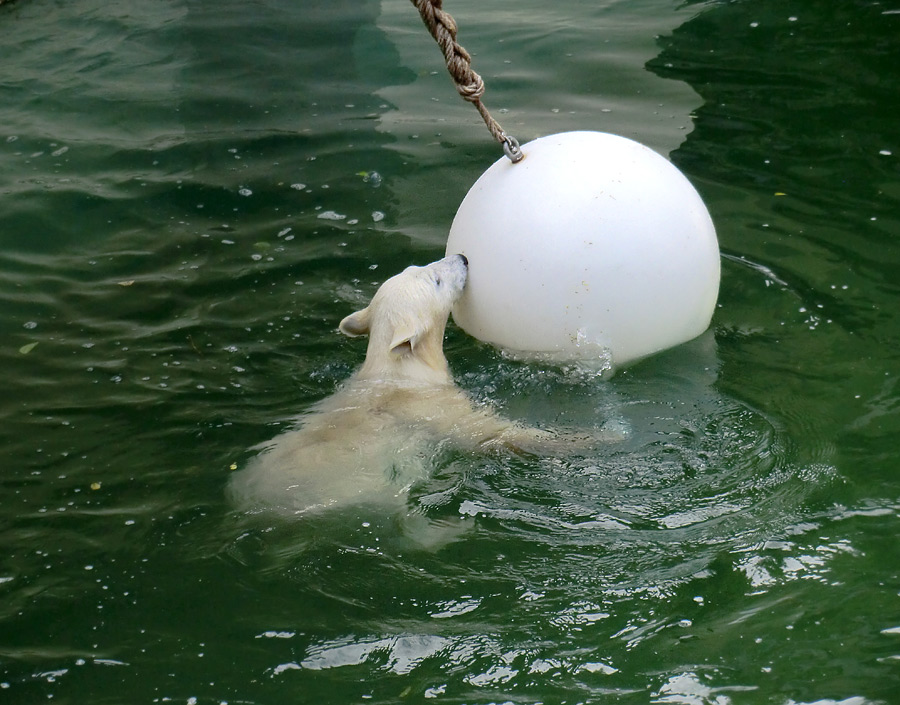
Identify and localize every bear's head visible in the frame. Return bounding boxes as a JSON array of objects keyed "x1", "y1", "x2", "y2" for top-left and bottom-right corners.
[{"x1": 339, "y1": 254, "x2": 468, "y2": 383}]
